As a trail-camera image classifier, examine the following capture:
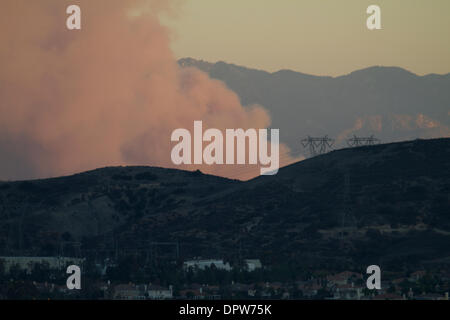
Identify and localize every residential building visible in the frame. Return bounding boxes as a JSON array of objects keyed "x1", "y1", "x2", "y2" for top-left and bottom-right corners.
[
  {"x1": 183, "y1": 259, "x2": 231, "y2": 271},
  {"x1": 148, "y1": 285, "x2": 173, "y2": 300},
  {"x1": 244, "y1": 259, "x2": 262, "y2": 272}
]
